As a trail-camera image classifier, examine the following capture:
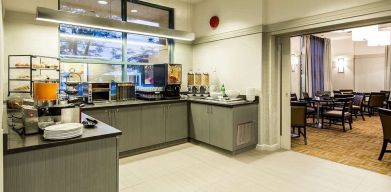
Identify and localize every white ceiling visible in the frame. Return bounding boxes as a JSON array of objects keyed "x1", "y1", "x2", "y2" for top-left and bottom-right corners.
[{"x1": 315, "y1": 23, "x2": 391, "y2": 40}]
